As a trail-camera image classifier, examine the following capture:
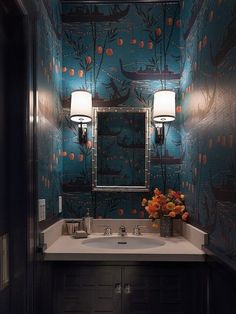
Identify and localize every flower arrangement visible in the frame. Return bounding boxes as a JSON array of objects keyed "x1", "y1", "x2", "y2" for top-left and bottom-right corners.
[{"x1": 141, "y1": 188, "x2": 189, "y2": 223}]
